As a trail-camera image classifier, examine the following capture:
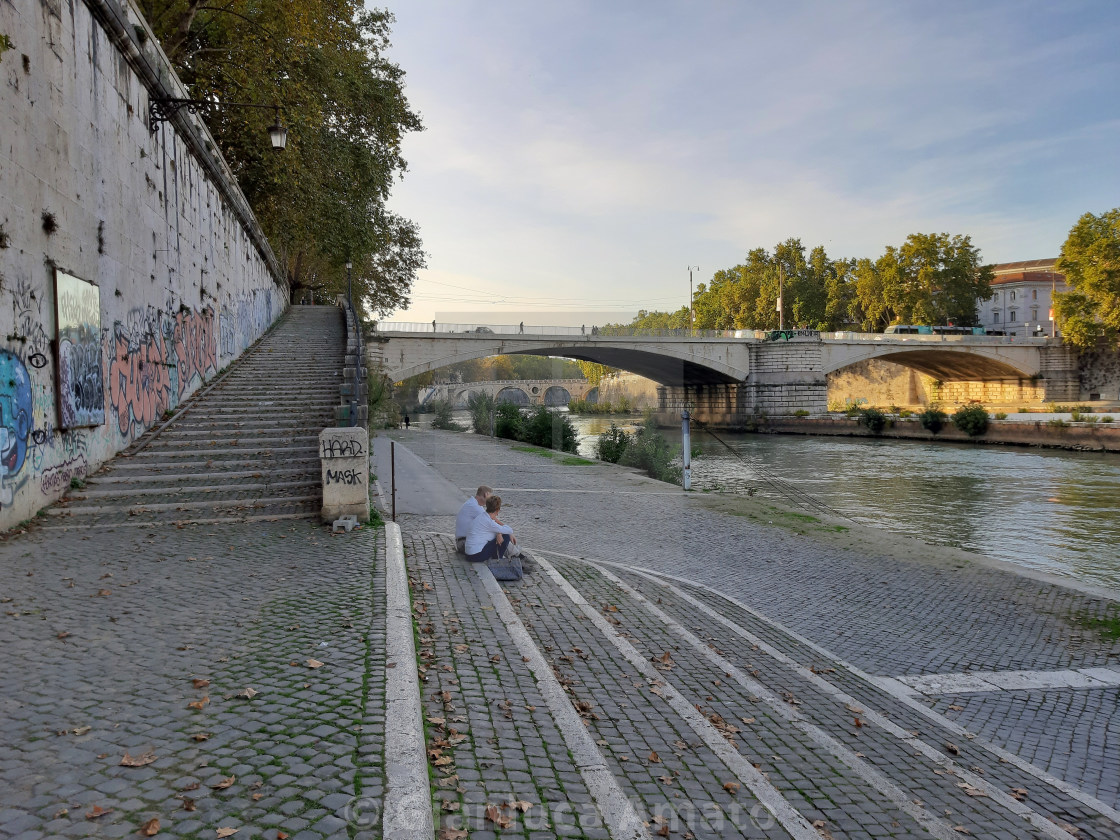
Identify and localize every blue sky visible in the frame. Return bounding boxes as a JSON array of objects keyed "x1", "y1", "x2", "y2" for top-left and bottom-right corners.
[{"x1": 380, "y1": 0, "x2": 1120, "y2": 325}]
